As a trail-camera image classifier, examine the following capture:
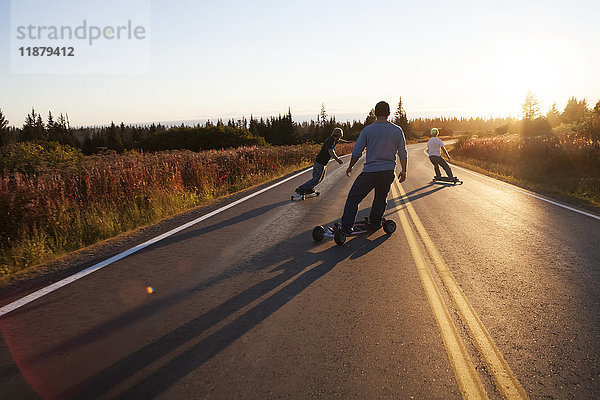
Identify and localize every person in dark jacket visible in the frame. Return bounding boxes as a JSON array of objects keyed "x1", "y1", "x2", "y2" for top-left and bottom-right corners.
[{"x1": 295, "y1": 127, "x2": 350, "y2": 194}]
